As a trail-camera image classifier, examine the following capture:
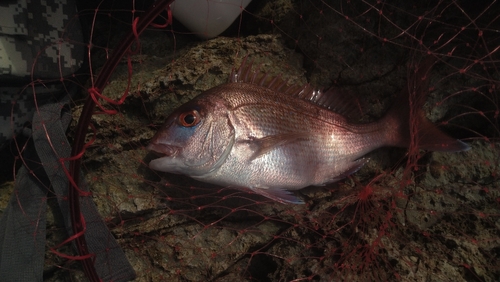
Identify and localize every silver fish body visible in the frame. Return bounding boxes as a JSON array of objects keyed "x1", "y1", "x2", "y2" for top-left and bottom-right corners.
[{"x1": 147, "y1": 59, "x2": 469, "y2": 204}]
